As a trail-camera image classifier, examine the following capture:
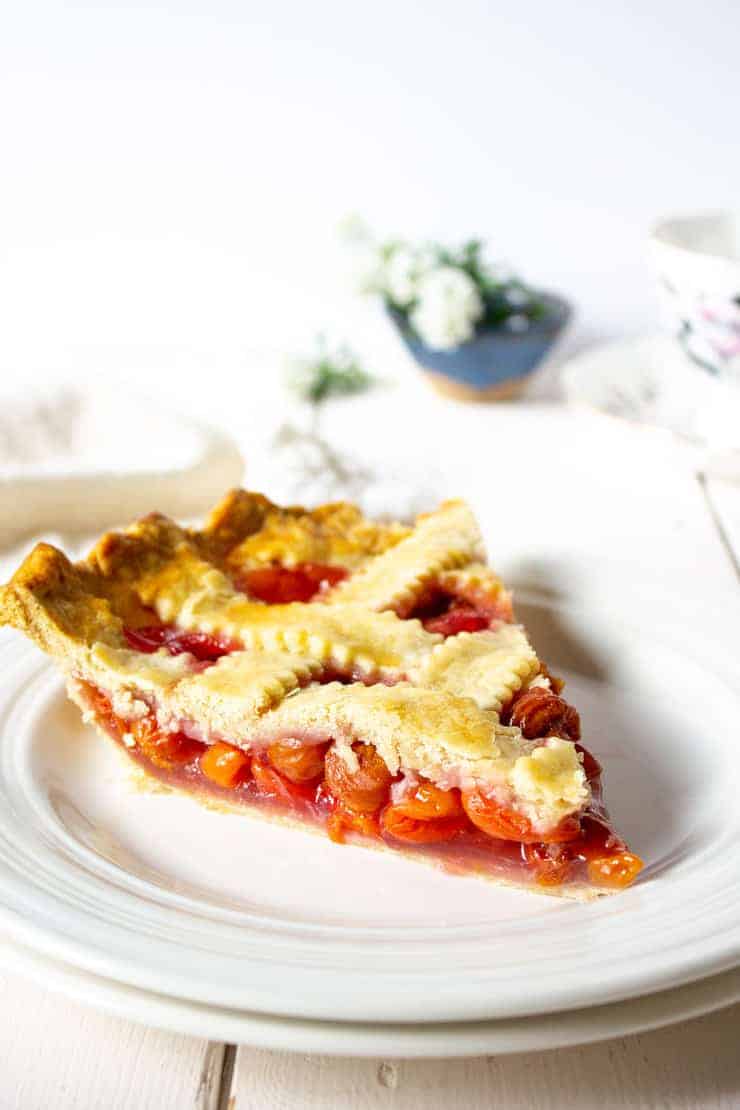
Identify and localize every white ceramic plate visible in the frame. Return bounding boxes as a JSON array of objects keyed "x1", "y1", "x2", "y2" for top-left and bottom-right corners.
[
  {"x1": 2, "y1": 933, "x2": 739, "y2": 1057},
  {"x1": 0, "y1": 595, "x2": 738, "y2": 1025}
]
